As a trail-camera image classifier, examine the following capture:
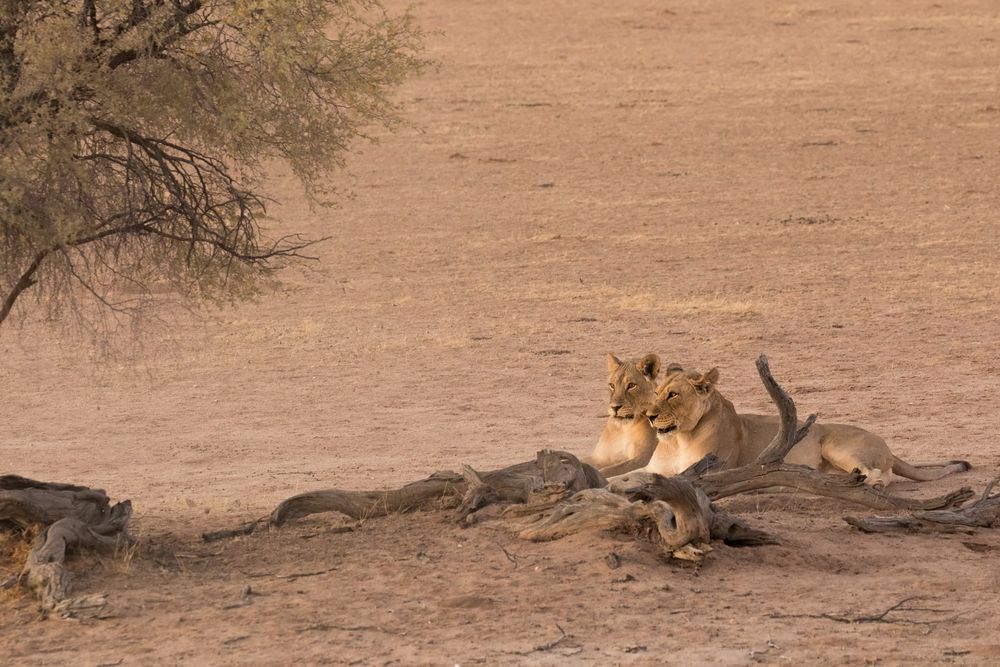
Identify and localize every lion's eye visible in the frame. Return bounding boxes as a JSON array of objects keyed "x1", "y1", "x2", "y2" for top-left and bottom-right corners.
[
  {"x1": 627, "y1": 382, "x2": 636, "y2": 390},
  {"x1": 667, "y1": 391, "x2": 677, "y2": 399},
  {"x1": 609, "y1": 383, "x2": 615, "y2": 391}
]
